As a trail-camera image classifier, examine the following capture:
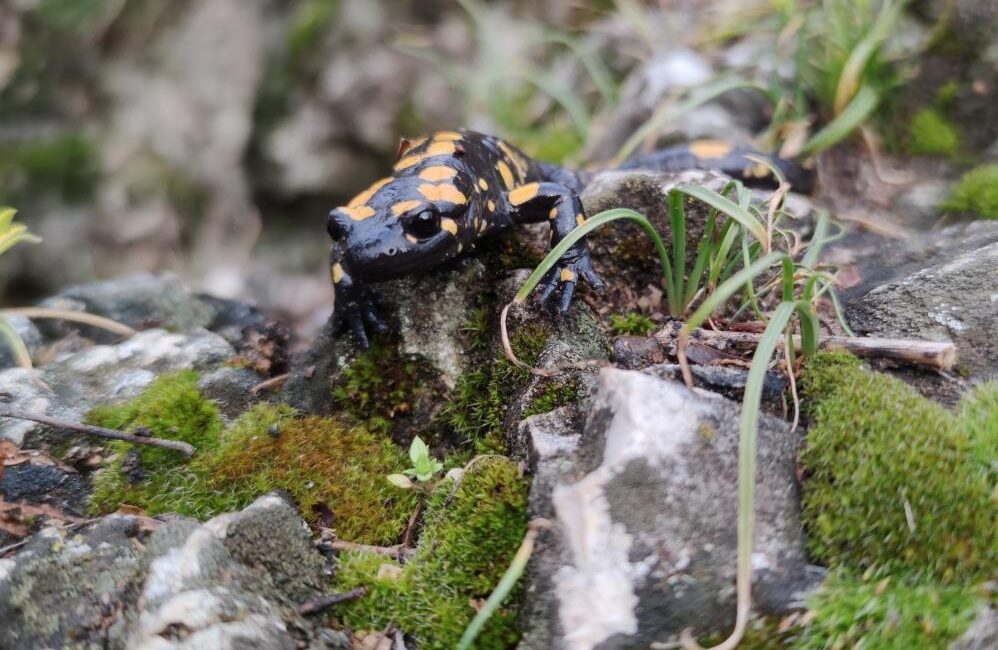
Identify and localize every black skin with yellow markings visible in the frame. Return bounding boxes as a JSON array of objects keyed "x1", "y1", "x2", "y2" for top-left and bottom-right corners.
[{"x1": 327, "y1": 130, "x2": 811, "y2": 347}]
